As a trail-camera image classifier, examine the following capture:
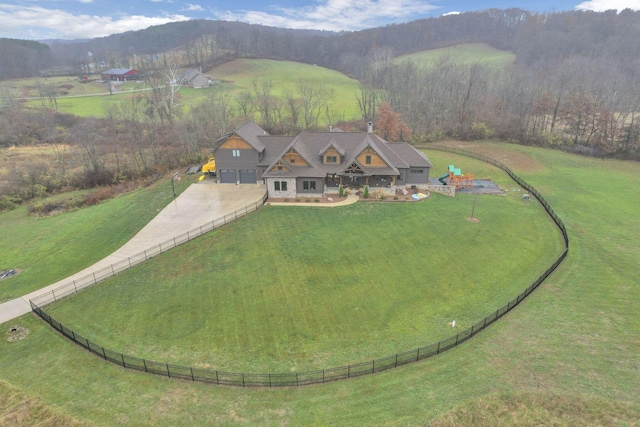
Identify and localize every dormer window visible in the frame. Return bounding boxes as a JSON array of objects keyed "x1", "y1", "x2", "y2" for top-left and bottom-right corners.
[
  {"x1": 290, "y1": 158, "x2": 295, "y2": 164},
  {"x1": 365, "y1": 155, "x2": 372, "y2": 165},
  {"x1": 326, "y1": 155, "x2": 337, "y2": 164},
  {"x1": 278, "y1": 166, "x2": 283, "y2": 171}
]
